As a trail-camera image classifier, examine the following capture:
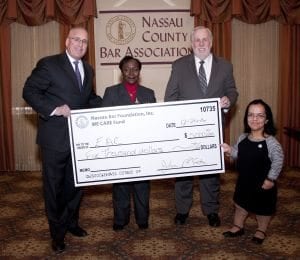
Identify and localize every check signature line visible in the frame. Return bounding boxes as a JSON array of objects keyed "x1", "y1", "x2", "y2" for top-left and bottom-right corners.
[
  {"x1": 157, "y1": 163, "x2": 218, "y2": 171},
  {"x1": 78, "y1": 148, "x2": 201, "y2": 161},
  {"x1": 176, "y1": 123, "x2": 215, "y2": 128},
  {"x1": 90, "y1": 138, "x2": 179, "y2": 148},
  {"x1": 91, "y1": 166, "x2": 140, "y2": 173}
]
